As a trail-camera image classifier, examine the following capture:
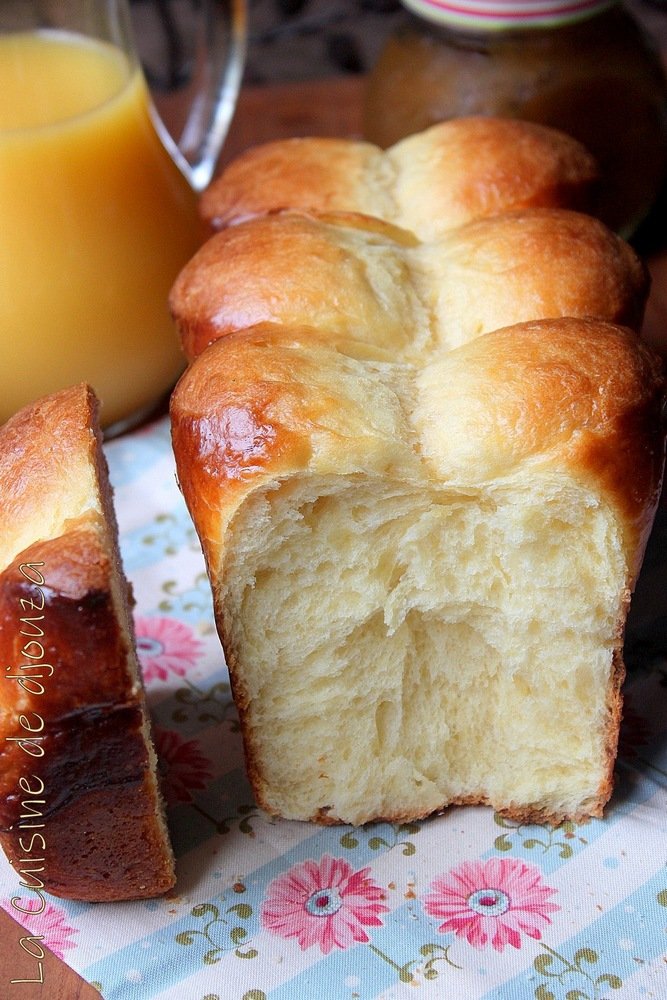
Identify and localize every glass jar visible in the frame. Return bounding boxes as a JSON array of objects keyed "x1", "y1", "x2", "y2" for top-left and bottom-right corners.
[{"x1": 364, "y1": 0, "x2": 667, "y2": 235}]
